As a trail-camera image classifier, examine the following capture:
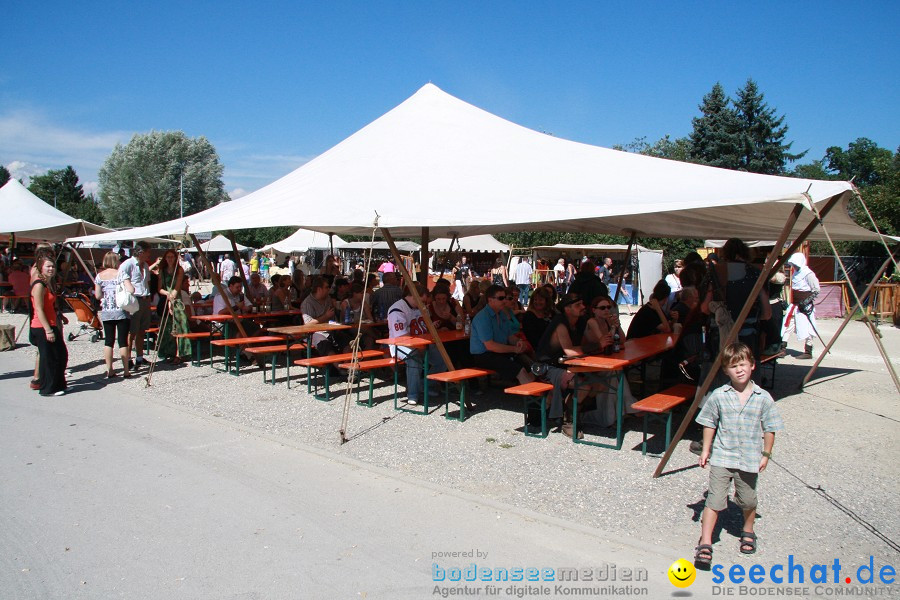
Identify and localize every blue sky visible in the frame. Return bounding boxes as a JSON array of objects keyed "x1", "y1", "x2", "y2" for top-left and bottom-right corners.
[{"x1": 1, "y1": 1, "x2": 897, "y2": 199}]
